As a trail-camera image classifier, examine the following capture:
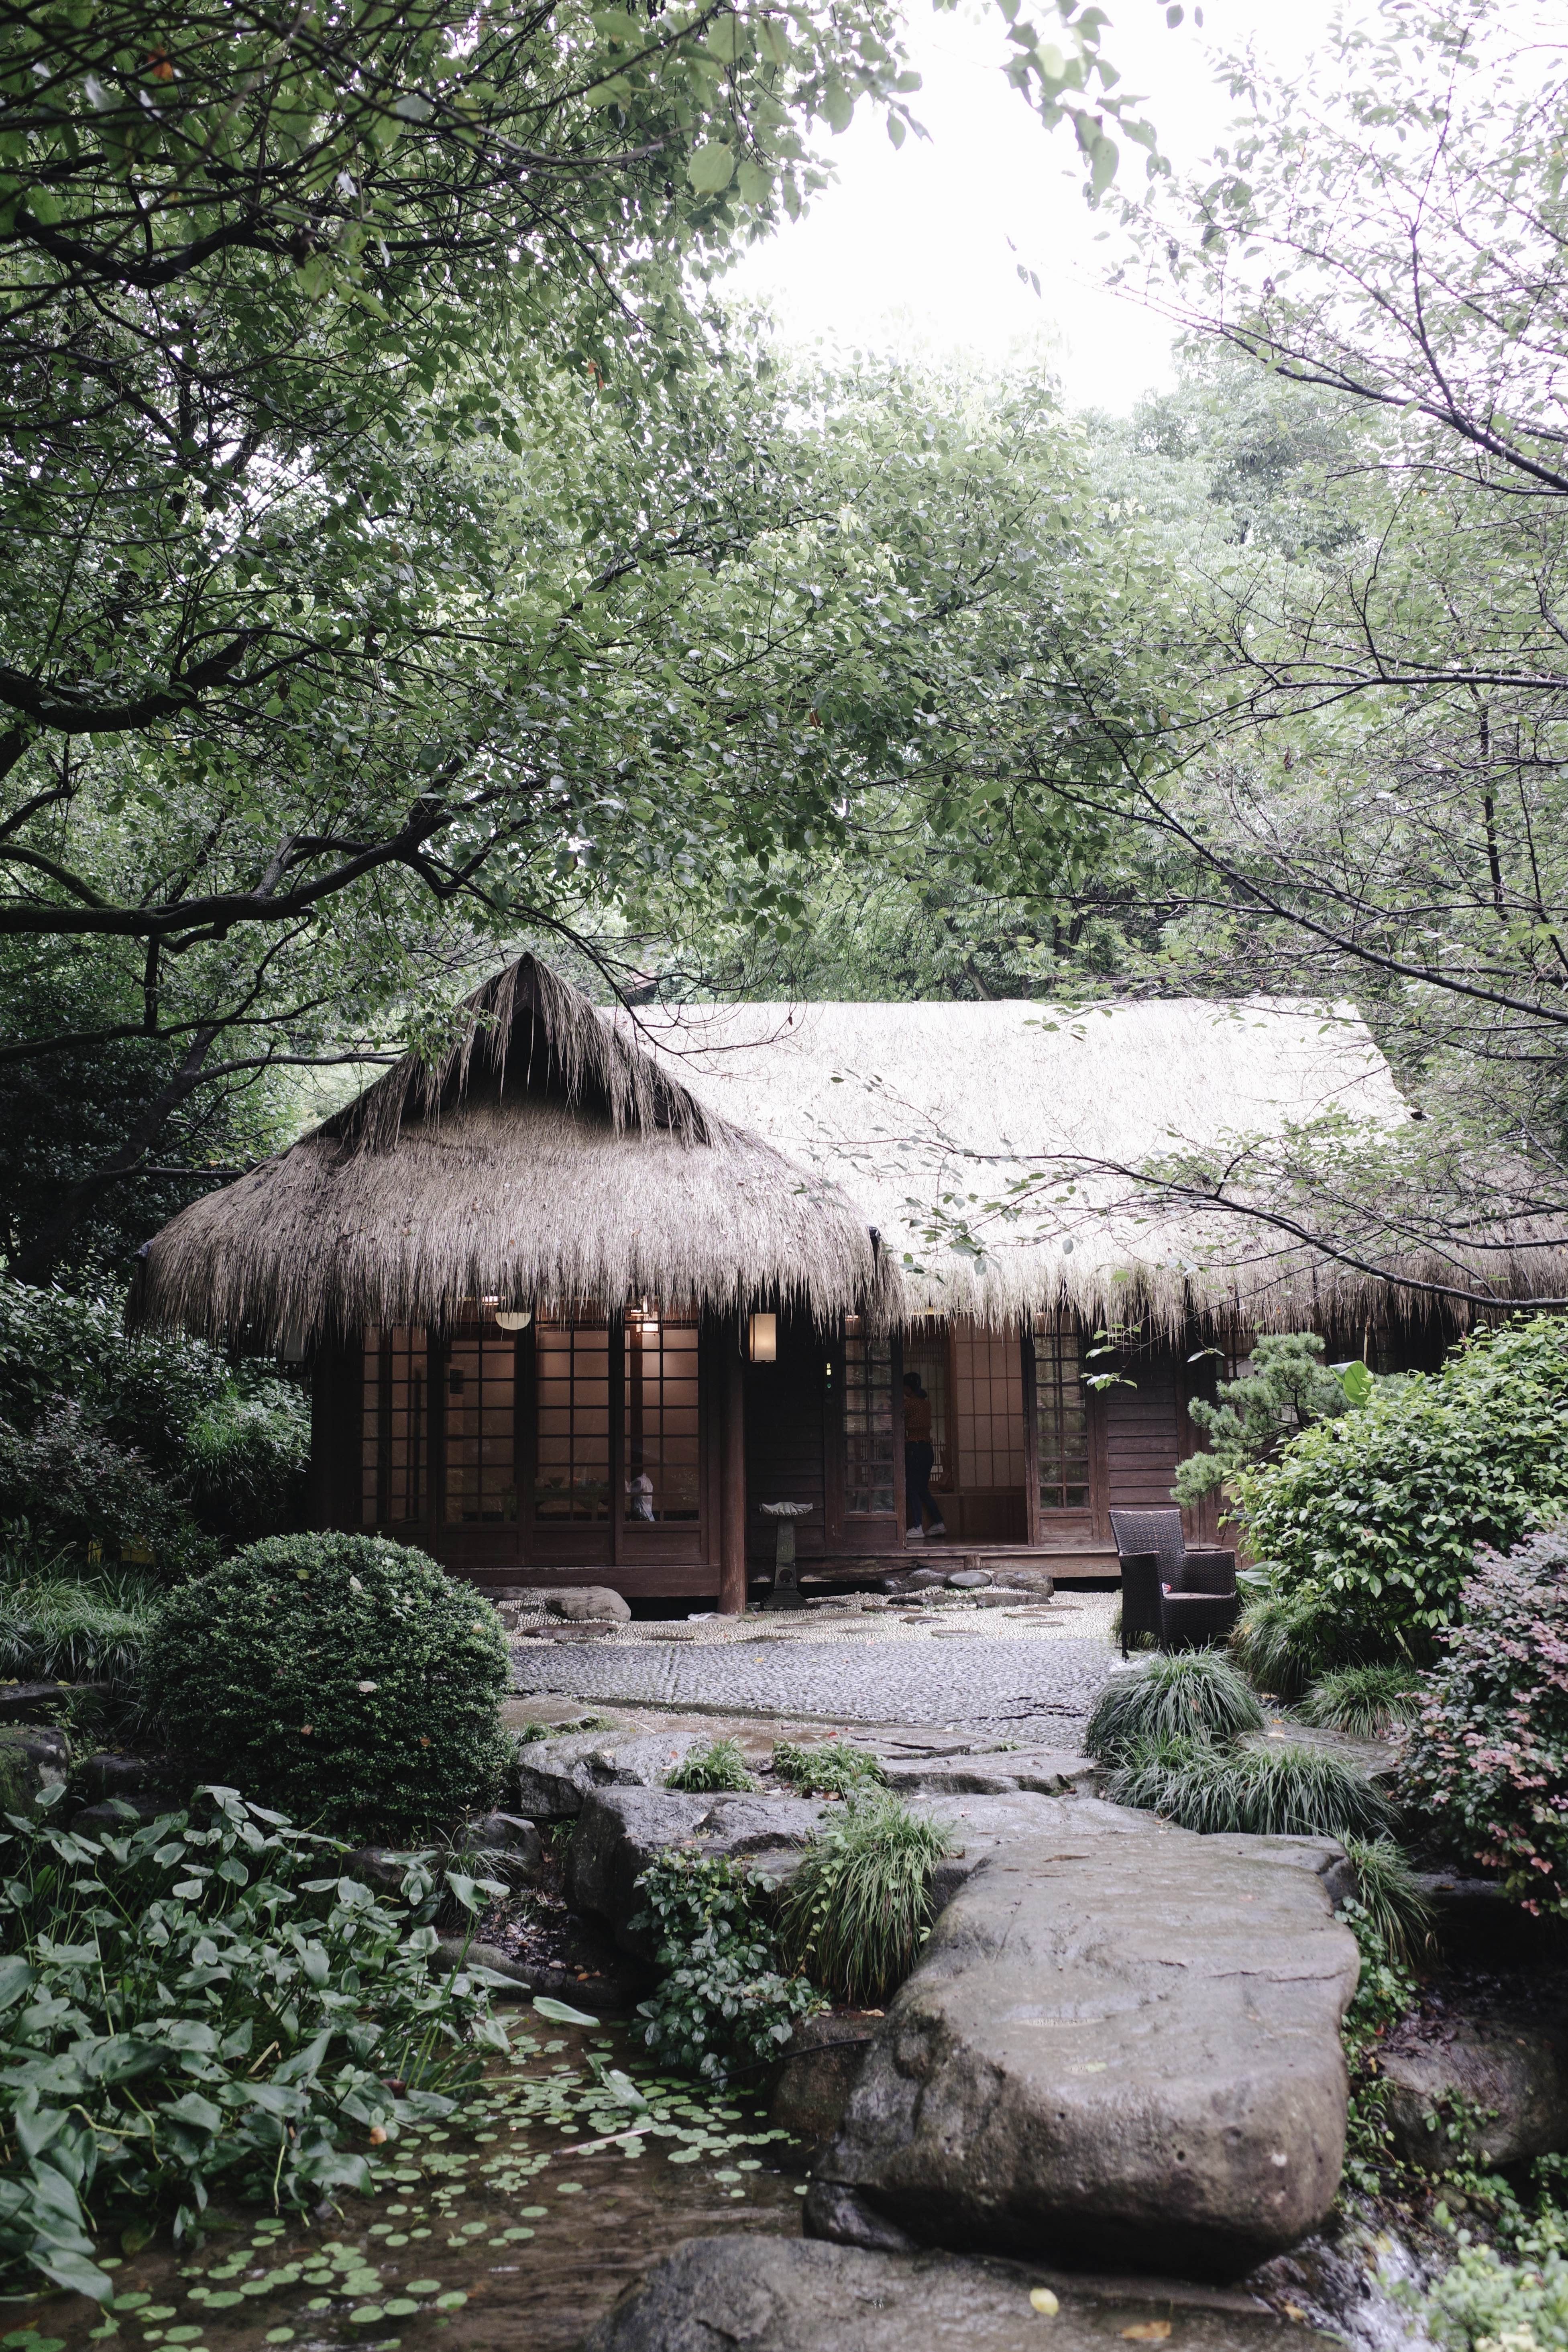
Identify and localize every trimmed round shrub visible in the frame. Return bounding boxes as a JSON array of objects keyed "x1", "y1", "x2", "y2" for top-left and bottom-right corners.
[
  {"x1": 1399, "y1": 1526, "x2": 1568, "y2": 1914},
  {"x1": 143, "y1": 1533, "x2": 511, "y2": 1833},
  {"x1": 1084, "y1": 1650, "x2": 1265, "y2": 1764}
]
